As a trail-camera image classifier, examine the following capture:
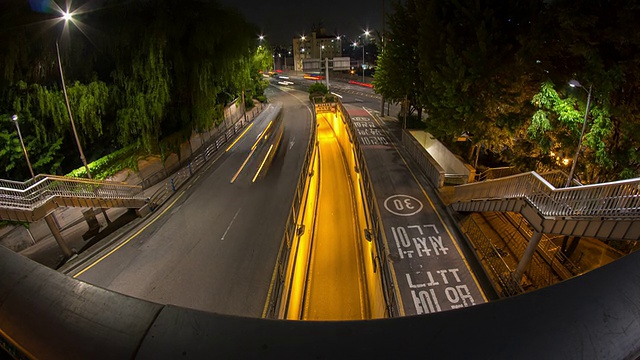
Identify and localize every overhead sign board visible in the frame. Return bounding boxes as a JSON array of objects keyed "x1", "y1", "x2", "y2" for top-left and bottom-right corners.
[
  {"x1": 303, "y1": 59, "x2": 321, "y2": 71},
  {"x1": 315, "y1": 103, "x2": 336, "y2": 113},
  {"x1": 332, "y1": 57, "x2": 351, "y2": 71}
]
